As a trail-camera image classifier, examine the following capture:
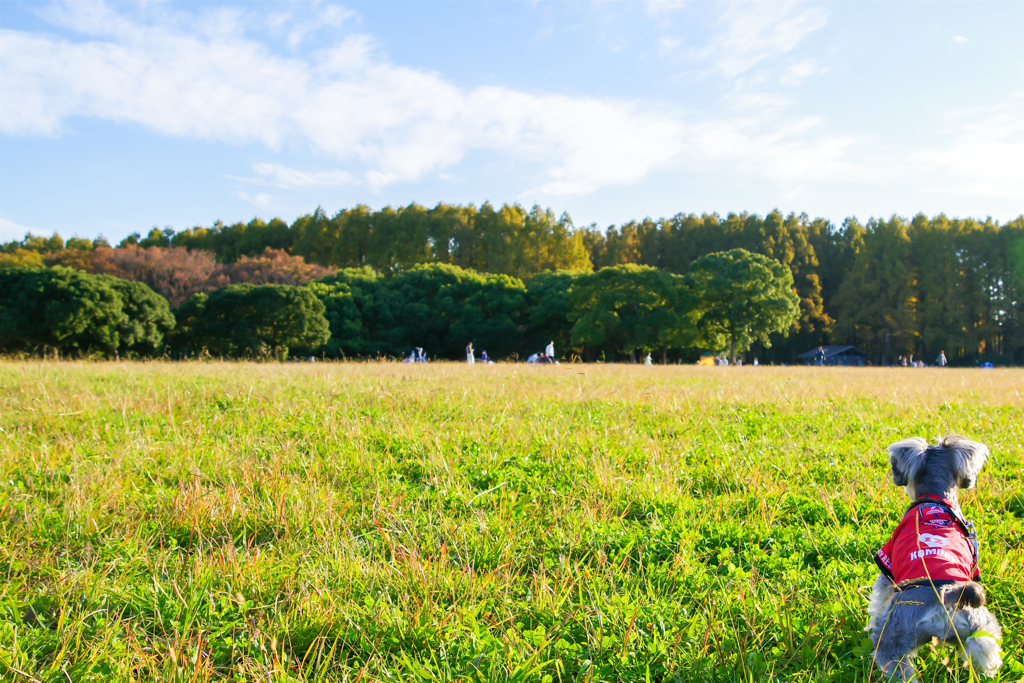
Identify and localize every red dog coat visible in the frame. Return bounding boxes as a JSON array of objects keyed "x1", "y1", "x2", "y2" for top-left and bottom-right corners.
[{"x1": 875, "y1": 495, "x2": 980, "y2": 586}]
